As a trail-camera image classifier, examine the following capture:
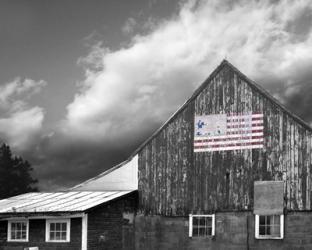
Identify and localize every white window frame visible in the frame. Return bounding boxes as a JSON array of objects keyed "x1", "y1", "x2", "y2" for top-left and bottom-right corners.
[
  {"x1": 7, "y1": 220, "x2": 29, "y2": 242},
  {"x1": 255, "y1": 214, "x2": 284, "y2": 239},
  {"x1": 189, "y1": 214, "x2": 215, "y2": 237},
  {"x1": 45, "y1": 219, "x2": 70, "y2": 242}
]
